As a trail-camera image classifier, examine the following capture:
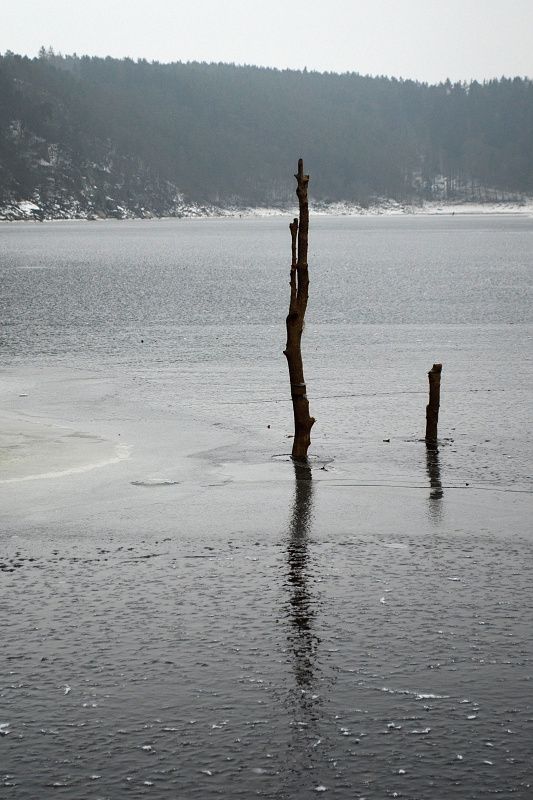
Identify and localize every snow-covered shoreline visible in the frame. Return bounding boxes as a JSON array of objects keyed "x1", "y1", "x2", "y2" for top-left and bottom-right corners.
[
  {"x1": 228, "y1": 199, "x2": 533, "y2": 218},
  {"x1": 1, "y1": 197, "x2": 532, "y2": 222}
]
